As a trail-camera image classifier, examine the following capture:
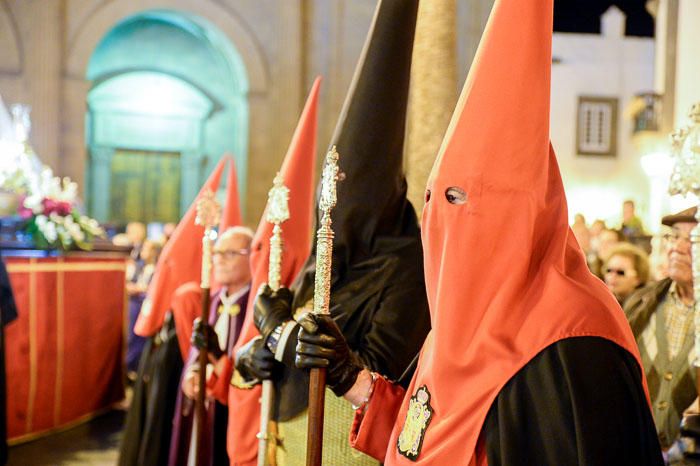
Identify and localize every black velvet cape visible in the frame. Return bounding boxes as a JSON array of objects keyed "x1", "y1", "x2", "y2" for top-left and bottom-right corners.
[
  {"x1": 480, "y1": 336, "x2": 664, "y2": 465},
  {"x1": 119, "y1": 313, "x2": 183, "y2": 466}
]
